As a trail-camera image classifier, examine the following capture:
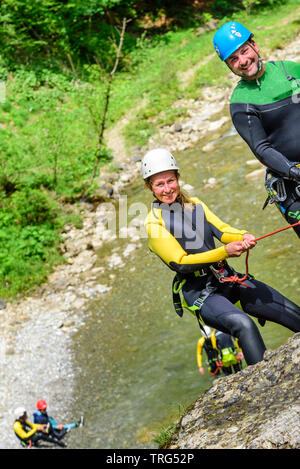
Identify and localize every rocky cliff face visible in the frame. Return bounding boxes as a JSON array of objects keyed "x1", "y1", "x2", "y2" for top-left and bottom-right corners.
[{"x1": 165, "y1": 334, "x2": 300, "y2": 449}]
